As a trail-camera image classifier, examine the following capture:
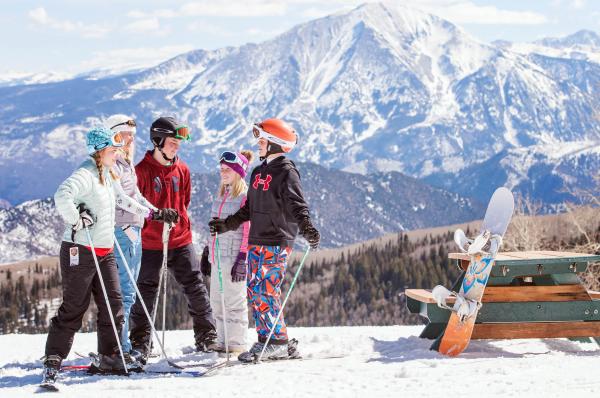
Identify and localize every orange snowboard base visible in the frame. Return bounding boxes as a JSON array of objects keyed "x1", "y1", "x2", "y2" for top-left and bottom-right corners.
[{"x1": 438, "y1": 311, "x2": 476, "y2": 356}]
